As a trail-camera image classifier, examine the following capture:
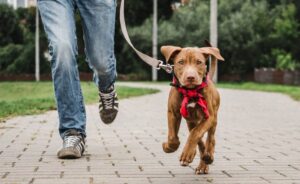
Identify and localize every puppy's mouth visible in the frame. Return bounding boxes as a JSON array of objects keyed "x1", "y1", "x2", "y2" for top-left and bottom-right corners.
[{"x1": 182, "y1": 80, "x2": 202, "y2": 89}]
